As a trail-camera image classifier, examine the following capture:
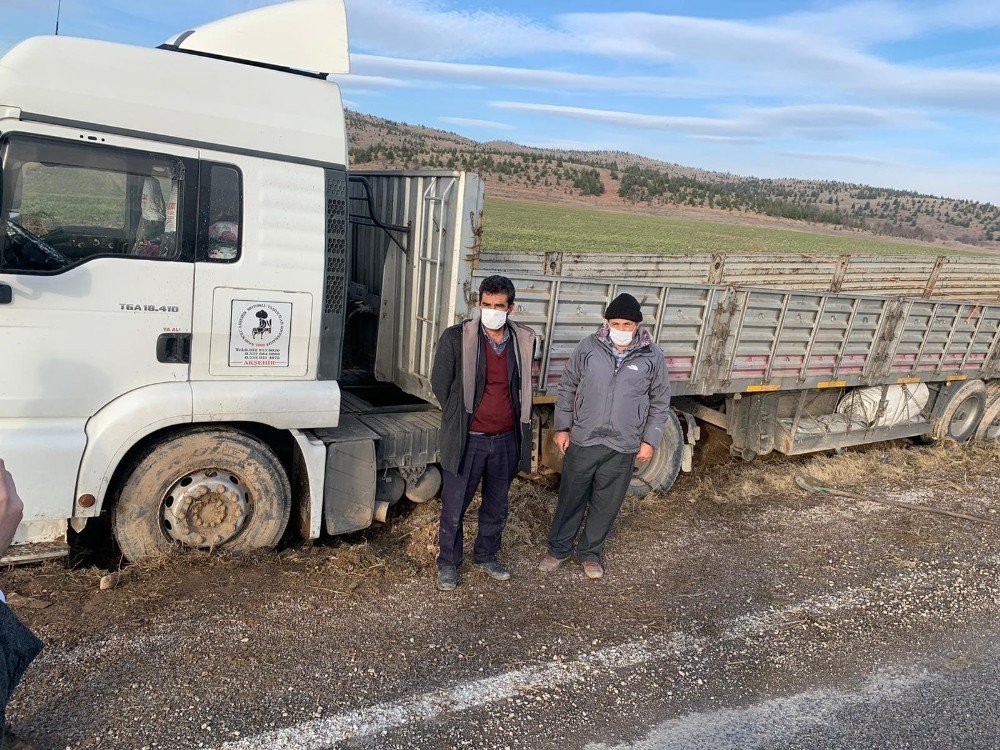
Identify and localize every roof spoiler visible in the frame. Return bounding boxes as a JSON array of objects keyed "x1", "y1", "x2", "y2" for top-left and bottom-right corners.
[{"x1": 161, "y1": 0, "x2": 349, "y2": 78}]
